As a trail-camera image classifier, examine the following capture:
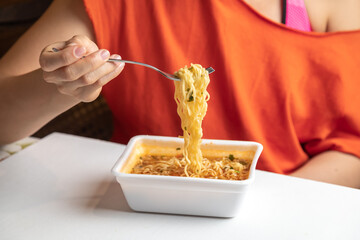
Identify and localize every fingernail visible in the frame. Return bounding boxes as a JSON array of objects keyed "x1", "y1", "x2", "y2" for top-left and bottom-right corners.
[
  {"x1": 74, "y1": 46, "x2": 86, "y2": 58},
  {"x1": 110, "y1": 54, "x2": 122, "y2": 65},
  {"x1": 112, "y1": 54, "x2": 121, "y2": 59},
  {"x1": 101, "y1": 50, "x2": 110, "y2": 60}
]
